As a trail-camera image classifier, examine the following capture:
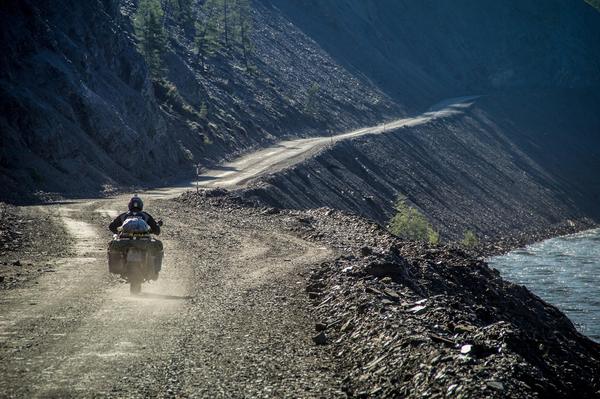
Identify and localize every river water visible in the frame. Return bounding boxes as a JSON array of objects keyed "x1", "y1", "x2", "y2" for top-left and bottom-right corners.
[{"x1": 487, "y1": 228, "x2": 600, "y2": 342}]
